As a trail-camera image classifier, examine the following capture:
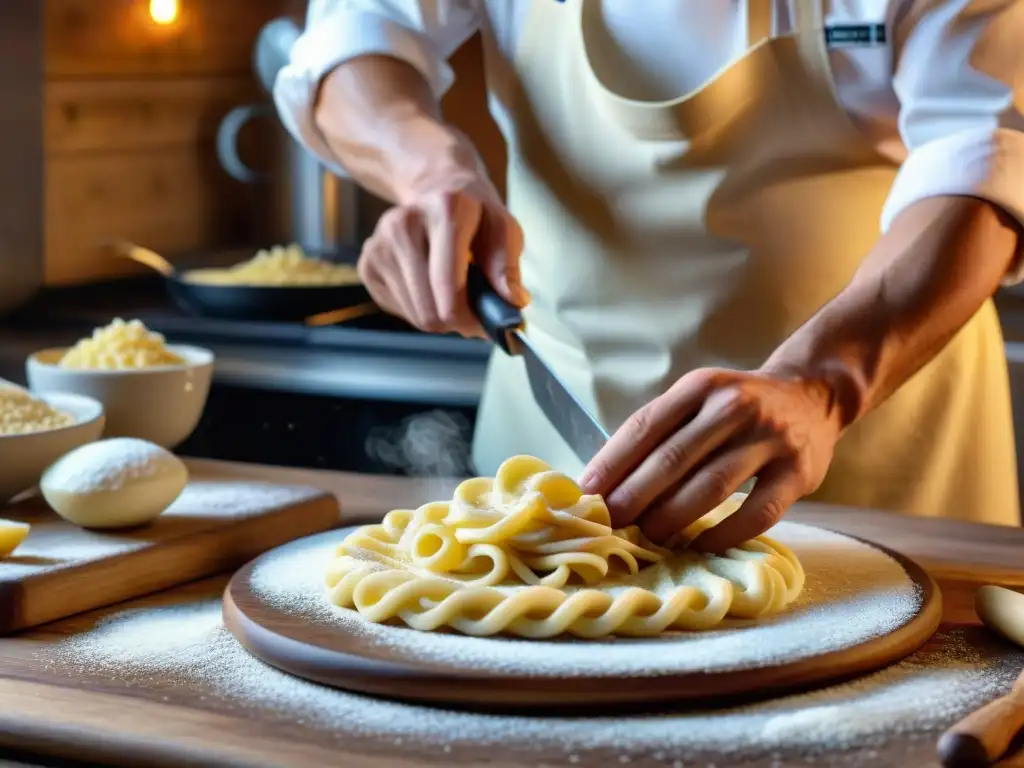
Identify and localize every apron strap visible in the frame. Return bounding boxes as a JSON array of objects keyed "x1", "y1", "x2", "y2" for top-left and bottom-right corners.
[
  {"x1": 747, "y1": 1, "x2": 835, "y2": 100},
  {"x1": 746, "y1": 0, "x2": 774, "y2": 47},
  {"x1": 790, "y1": 0, "x2": 841, "y2": 103},
  {"x1": 792, "y1": 0, "x2": 825, "y2": 37}
]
